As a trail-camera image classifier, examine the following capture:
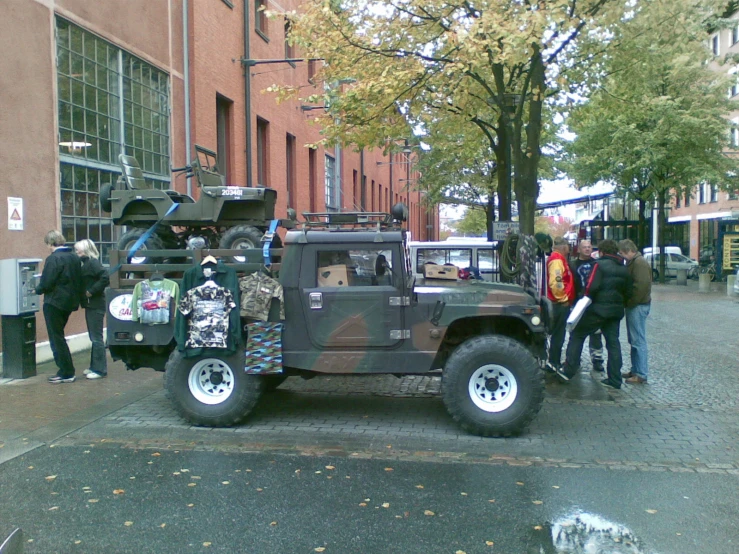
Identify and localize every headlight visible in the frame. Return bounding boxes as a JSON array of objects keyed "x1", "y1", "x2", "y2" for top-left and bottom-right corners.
[
  {"x1": 531, "y1": 316, "x2": 541, "y2": 326},
  {"x1": 134, "y1": 332, "x2": 144, "y2": 342}
]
